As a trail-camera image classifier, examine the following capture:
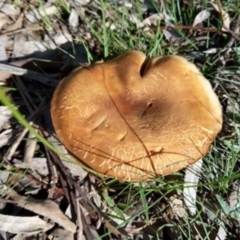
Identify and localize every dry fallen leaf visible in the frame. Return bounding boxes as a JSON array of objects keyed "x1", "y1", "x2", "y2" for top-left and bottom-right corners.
[
  {"x1": 0, "y1": 172, "x2": 9, "y2": 186},
  {"x1": 0, "y1": 3, "x2": 20, "y2": 19},
  {"x1": 13, "y1": 33, "x2": 27, "y2": 57},
  {"x1": 5, "y1": 186, "x2": 77, "y2": 233},
  {"x1": 163, "y1": 28, "x2": 182, "y2": 42},
  {"x1": 0, "y1": 13, "x2": 10, "y2": 30},
  {"x1": 5, "y1": 13, "x2": 23, "y2": 32},
  {"x1": 25, "y1": 5, "x2": 58, "y2": 23},
  {"x1": 69, "y1": 8, "x2": 79, "y2": 28},
  {"x1": 215, "y1": 223, "x2": 227, "y2": 240},
  {"x1": 0, "y1": 214, "x2": 54, "y2": 234},
  {"x1": 0, "y1": 38, "x2": 8, "y2": 61},
  {"x1": 169, "y1": 196, "x2": 188, "y2": 219},
  {"x1": 193, "y1": 9, "x2": 210, "y2": 26},
  {"x1": 31, "y1": 157, "x2": 49, "y2": 176},
  {"x1": 0, "y1": 129, "x2": 13, "y2": 148},
  {"x1": 0, "y1": 106, "x2": 12, "y2": 131},
  {"x1": 48, "y1": 135, "x2": 88, "y2": 180},
  {"x1": 50, "y1": 228, "x2": 74, "y2": 240},
  {"x1": 211, "y1": 2, "x2": 231, "y2": 32}
]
